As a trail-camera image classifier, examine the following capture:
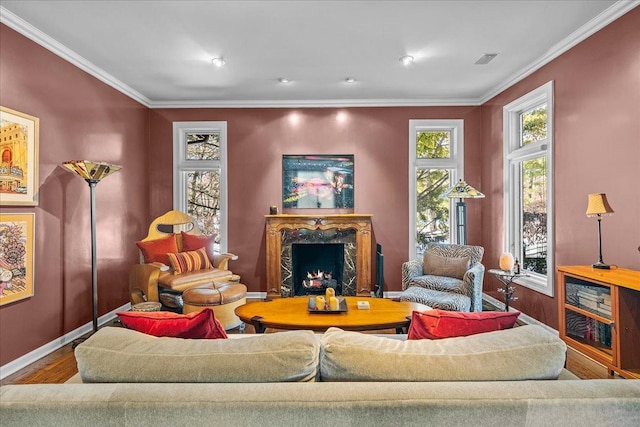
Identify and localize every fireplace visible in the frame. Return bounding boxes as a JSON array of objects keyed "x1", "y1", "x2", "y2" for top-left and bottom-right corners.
[
  {"x1": 265, "y1": 214, "x2": 372, "y2": 298},
  {"x1": 292, "y1": 243, "x2": 345, "y2": 296}
]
